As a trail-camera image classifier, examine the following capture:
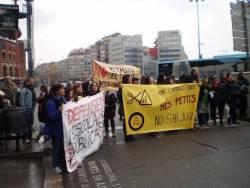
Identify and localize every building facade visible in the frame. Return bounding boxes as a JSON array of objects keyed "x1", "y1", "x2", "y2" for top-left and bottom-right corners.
[
  {"x1": 158, "y1": 30, "x2": 188, "y2": 62},
  {"x1": 36, "y1": 50, "x2": 92, "y2": 82},
  {"x1": 143, "y1": 47, "x2": 157, "y2": 76},
  {"x1": 109, "y1": 34, "x2": 143, "y2": 69},
  {"x1": 0, "y1": 36, "x2": 26, "y2": 80}
]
